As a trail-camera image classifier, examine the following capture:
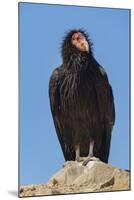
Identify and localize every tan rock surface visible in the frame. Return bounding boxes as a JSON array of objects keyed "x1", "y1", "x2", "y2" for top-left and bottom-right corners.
[{"x1": 19, "y1": 161, "x2": 130, "y2": 197}]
